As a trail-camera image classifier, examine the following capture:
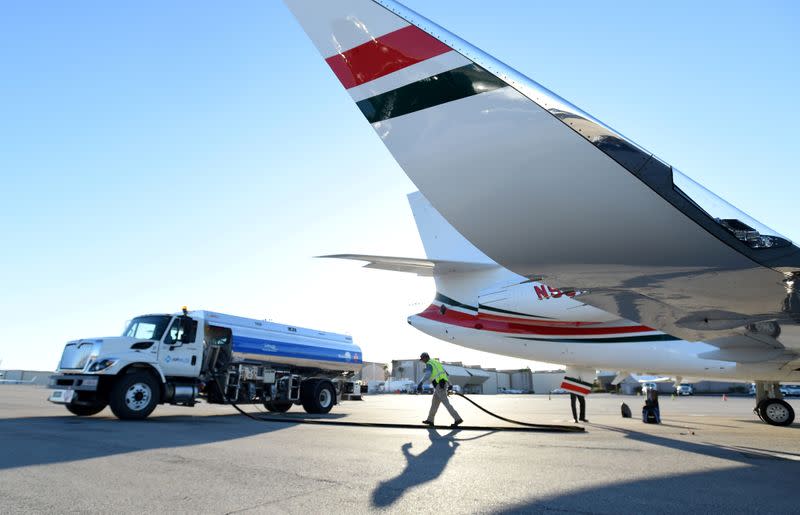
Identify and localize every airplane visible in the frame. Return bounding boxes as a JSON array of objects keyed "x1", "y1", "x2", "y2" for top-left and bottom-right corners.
[
  {"x1": 283, "y1": 0, "x2": 800, "y2": 425},
  {"x1": 325, "y1": 192, "x2": 798, "y2": 424}
]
